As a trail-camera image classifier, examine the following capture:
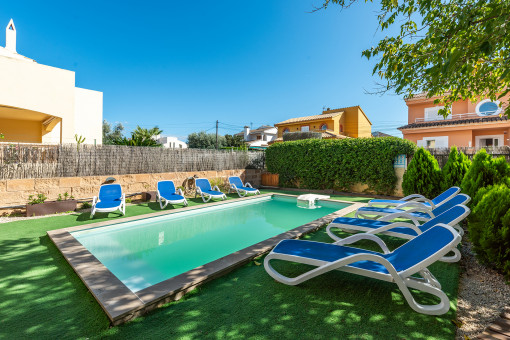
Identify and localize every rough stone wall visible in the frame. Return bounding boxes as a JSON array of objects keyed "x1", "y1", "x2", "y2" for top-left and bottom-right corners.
[{"x1": 0, "y1": 169, "x2": 263, "y2": 207}]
